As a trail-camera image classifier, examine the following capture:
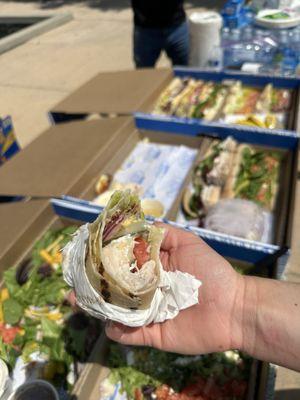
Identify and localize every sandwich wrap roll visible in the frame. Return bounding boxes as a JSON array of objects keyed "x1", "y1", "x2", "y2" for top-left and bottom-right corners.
[{"x1": 63, "y1": 190, "x2": 201, "y2": 327}]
